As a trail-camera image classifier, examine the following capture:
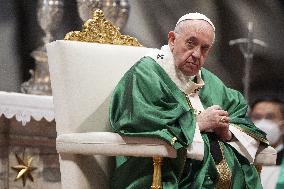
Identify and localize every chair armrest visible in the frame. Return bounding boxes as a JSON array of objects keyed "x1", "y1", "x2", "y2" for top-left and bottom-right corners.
[
  {"x1": 254, "y1": 145, "x2": 277, "y2": 165},
  {"x1": 56, "y1": 132, "x2": 277, "y2": 165},
  {"x1": 56, "y1": 132, "x2": 203, "y2": 160}
]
